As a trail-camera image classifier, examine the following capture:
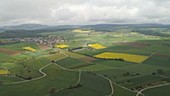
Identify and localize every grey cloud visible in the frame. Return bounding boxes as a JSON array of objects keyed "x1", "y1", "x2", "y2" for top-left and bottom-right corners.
[{"x1": 0, "y1": 0, "x2": 170, "y2": 25}]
